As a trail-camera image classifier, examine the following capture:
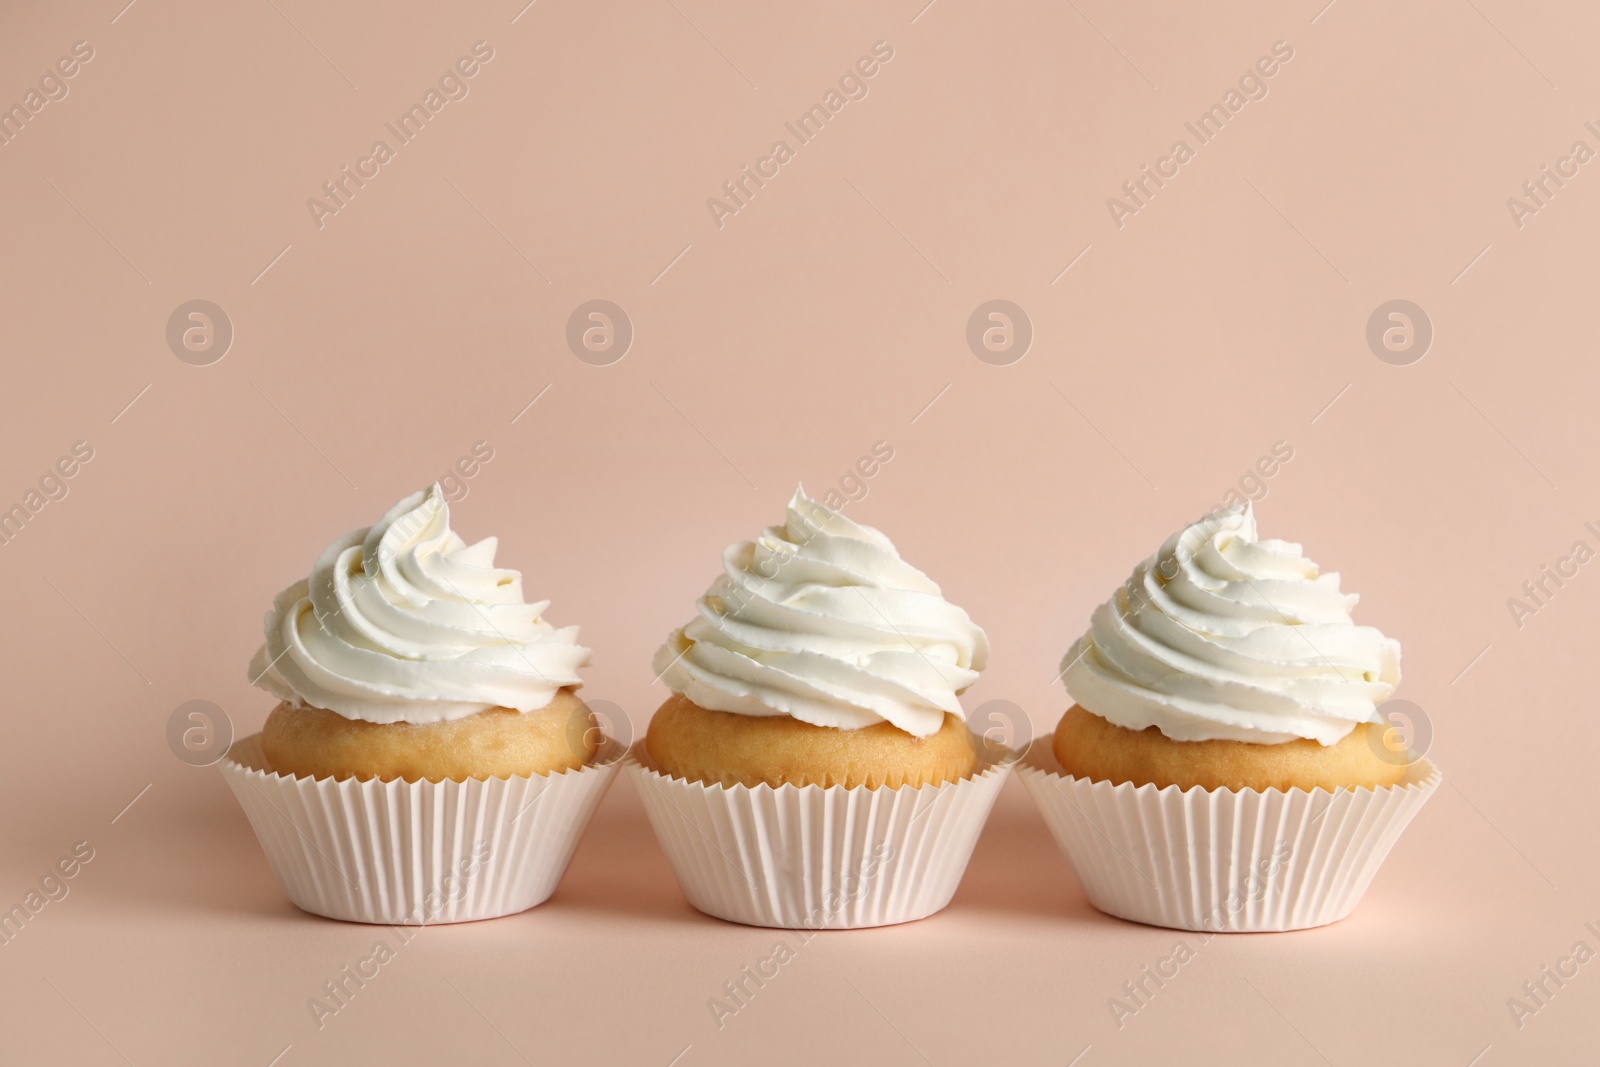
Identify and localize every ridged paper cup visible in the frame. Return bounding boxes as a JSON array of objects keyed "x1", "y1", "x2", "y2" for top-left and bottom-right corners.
[
  {"x1": 627, "y1": 746, "x2": 1012, "y2": 930},
  {"x1": 1017, "y1": 742, "x2": 1441, "y2": 932},
  {"x1": 219, "y1": 733, "x2": 622, "y2": 924}
]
